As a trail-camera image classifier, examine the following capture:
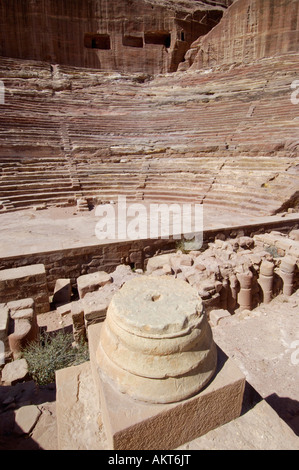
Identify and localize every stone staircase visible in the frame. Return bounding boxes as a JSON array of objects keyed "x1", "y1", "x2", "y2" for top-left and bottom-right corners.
[{"x1": 0, "y1": 157, "x2": 77, "y2": 211}]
